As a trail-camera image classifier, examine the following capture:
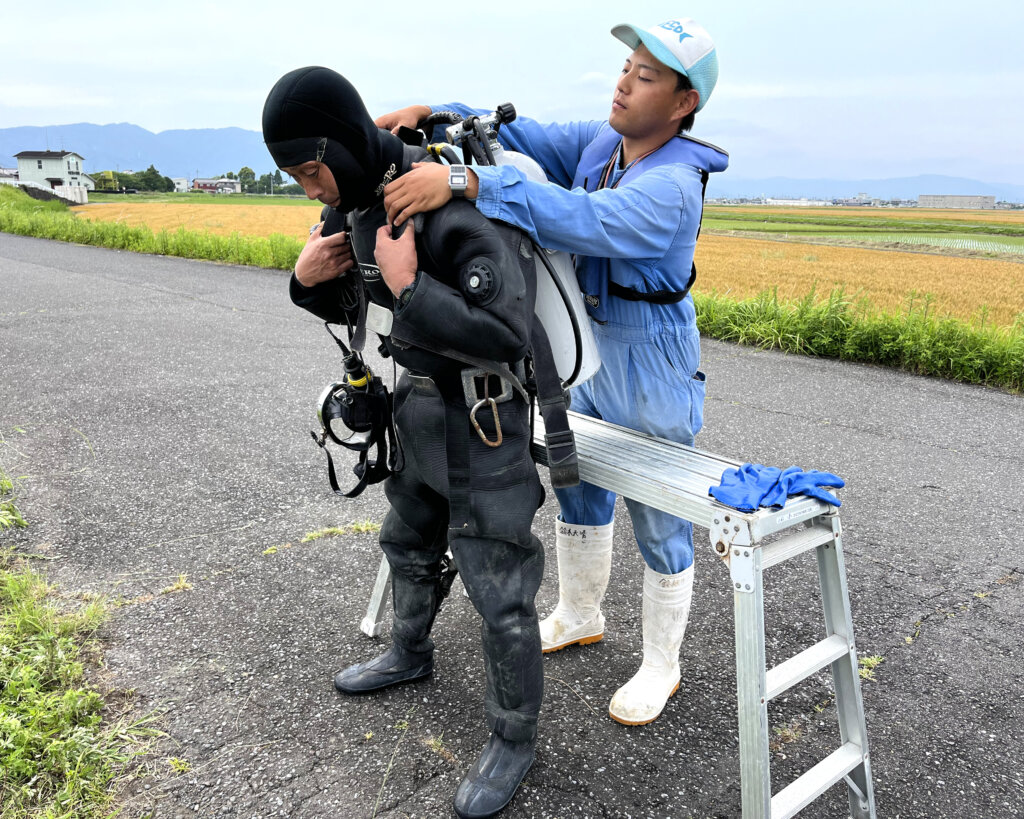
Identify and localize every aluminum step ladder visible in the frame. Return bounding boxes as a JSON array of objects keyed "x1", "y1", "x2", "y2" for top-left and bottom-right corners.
[
  {"x1": 359, "y1": 411, "x2": 876, "y2": 817},
  {"x1": 713, "y1": 509, "x2": 876, "y2": 818}
]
